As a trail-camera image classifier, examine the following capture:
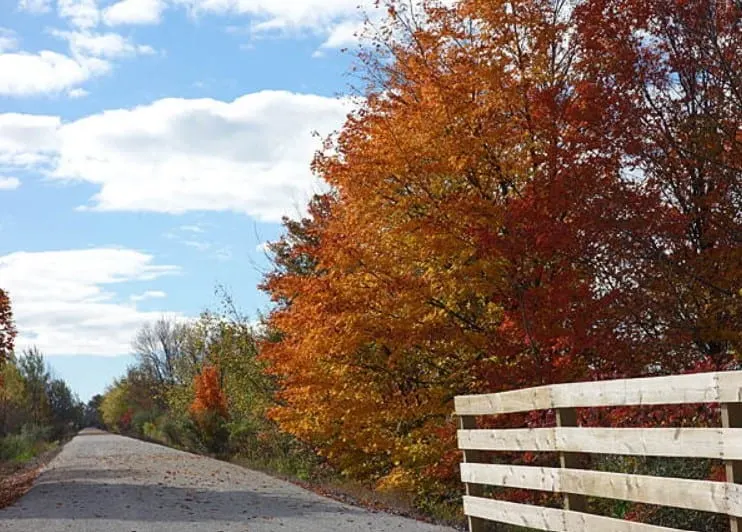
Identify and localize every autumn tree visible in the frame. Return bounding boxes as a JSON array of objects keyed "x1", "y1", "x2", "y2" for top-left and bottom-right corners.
[
  {"x1": 188, "y1": 364, "x2": 229, "y2": 453},
  {"x1": 190, "y1": 365, "x2": 227, "y2": 419},
  {"x1": 573, "y1": 0, "x2": 742, "y2": 366},
  {"x1": 260, "y1": 0, "x2": 740, "y2": 497},
  {"x1": 262, "y1": 0, "x2": 636, "y2": 491},
  {"x1": 0, "y1": 290, "x2": 16, "y2": 367},
  {"x1": 100, "y1": 379, "x2": 132, "y2": 431}
]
